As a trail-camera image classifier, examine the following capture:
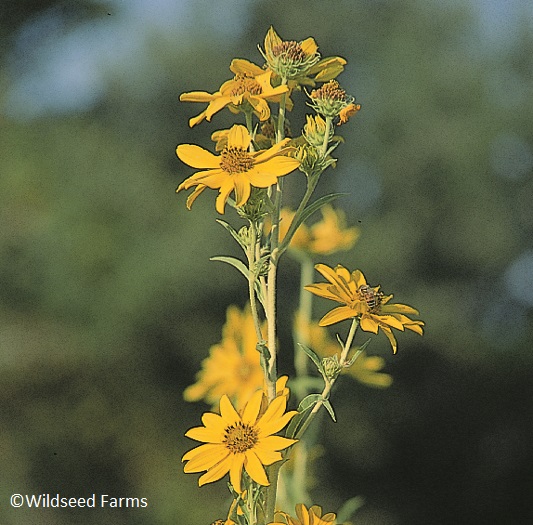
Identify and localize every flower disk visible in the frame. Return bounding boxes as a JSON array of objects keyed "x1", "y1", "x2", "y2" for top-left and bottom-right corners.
[
  {"x1": 176, "y1": 124, "x2": 300, "y2": 214},
  {"x1": 182, "y1": 389, "x2": 298, "y2": 493}
]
